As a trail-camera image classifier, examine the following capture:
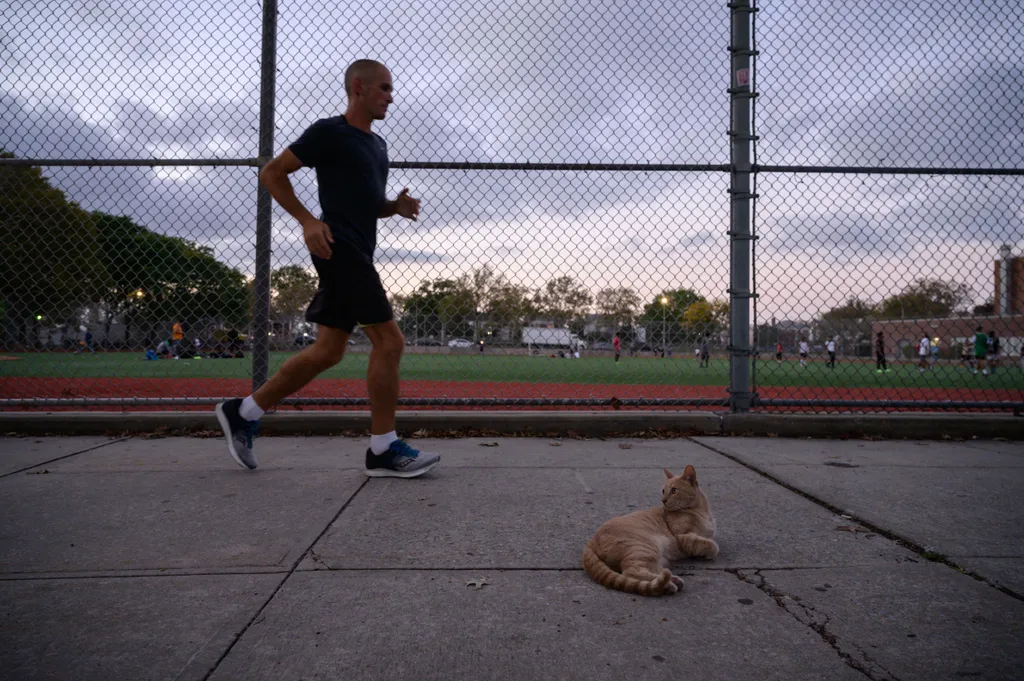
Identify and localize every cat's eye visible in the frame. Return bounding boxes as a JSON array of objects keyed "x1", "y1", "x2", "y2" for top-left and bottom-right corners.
[{"x1": 670, "y1": 488, "x2": 677, "y2": 494}]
